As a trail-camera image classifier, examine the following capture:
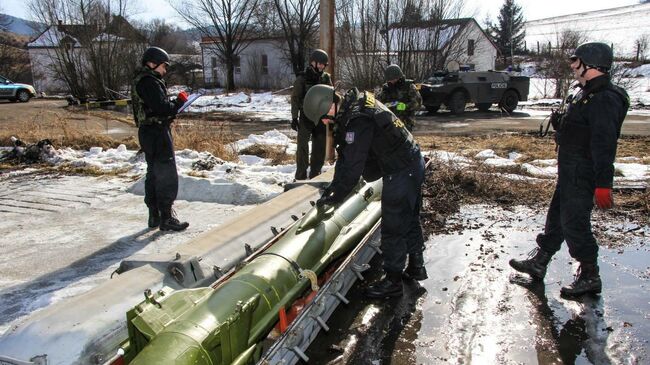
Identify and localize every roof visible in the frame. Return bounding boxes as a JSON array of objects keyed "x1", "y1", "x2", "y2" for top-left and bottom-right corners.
[
  {"x1": 387, "y1": 18, "x2": 496, "y2": 52},
  {"x1": 28, "y1": 15, "x2": 145, "y2": 48}
]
